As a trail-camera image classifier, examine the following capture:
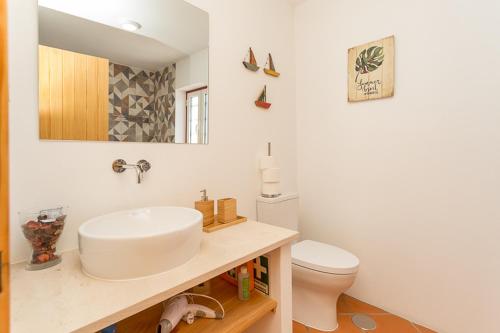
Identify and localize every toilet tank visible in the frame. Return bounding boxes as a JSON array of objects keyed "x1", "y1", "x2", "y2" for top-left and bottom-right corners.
[{"x1": 256, "y1": 193, "x2": 299, "y2": 231}]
